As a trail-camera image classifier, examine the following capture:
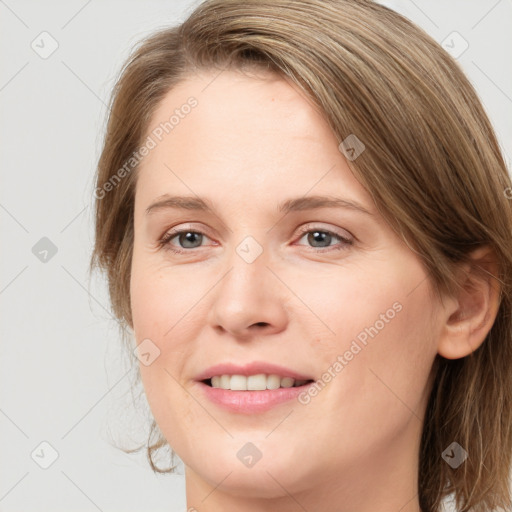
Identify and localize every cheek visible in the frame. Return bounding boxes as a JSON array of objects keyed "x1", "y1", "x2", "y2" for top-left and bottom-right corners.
[
  {"x1": 306, "y1": 253, "x2": 438, "y2": 416},
  {"x1": 297, "y1": 254, "x2": 431, "y2": 353},
  {"x1": 129, "y1": 260, "x2": 188, "y2": 387},
  {"x1": 343, "y1": 291, "x2": 436, "y2": 449},
  {"x1": 129, "y1": 262, "x2": 201, "y2": 446},
  {"x1": 130, "y1": 255, "x2": 203, "y2": 341}
]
